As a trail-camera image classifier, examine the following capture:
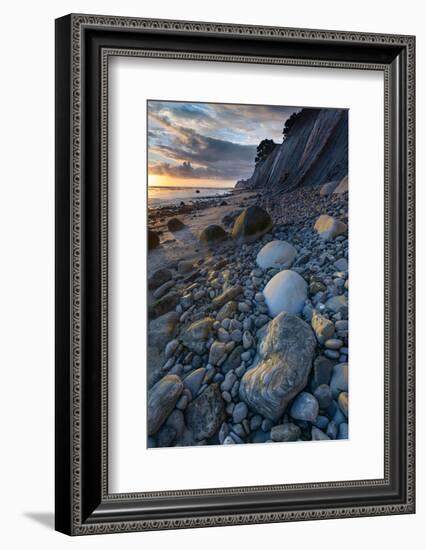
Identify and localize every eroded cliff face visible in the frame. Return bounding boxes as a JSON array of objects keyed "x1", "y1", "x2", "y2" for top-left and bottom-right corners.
[{"x1": 235, "y1": 108, "x2": 348, "y2": 195}]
